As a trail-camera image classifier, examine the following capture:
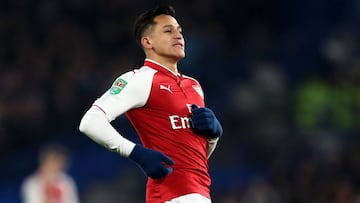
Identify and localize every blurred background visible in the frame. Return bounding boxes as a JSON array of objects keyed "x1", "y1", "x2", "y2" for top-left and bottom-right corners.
[{"x1": 1, "y1": 0, "x2": 360, "y2": 202}]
